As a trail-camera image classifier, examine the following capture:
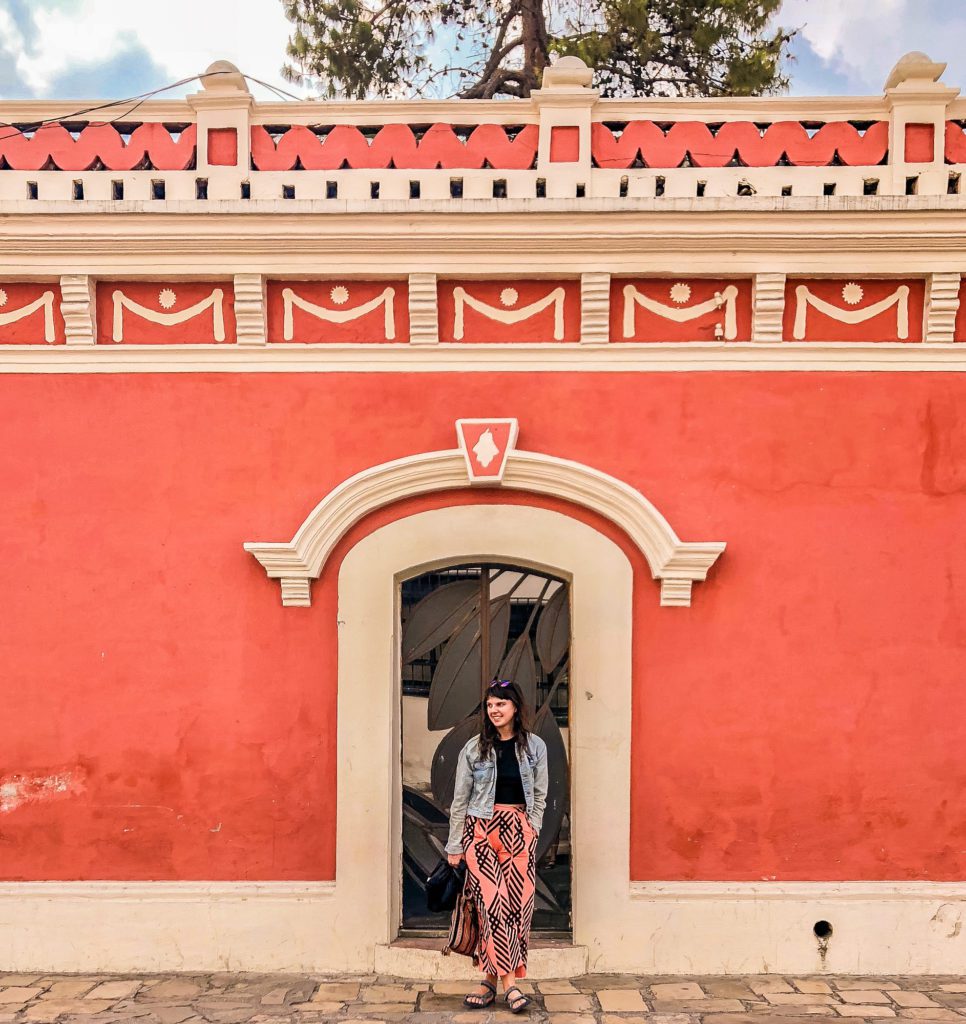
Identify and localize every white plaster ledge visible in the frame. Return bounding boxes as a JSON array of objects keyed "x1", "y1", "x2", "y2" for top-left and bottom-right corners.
[
  {"x1": 630, "y1": 880, "x2": 966, "y2": 901},
  {"x1": 244, "y1": 448, "x2": 725, "y2": 608},
  {"x1": 0, "y1": 881, "x2": 336, "y2": 902}
]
